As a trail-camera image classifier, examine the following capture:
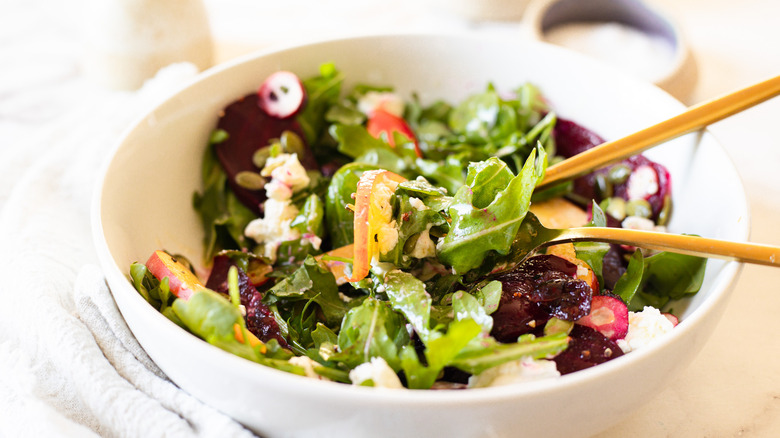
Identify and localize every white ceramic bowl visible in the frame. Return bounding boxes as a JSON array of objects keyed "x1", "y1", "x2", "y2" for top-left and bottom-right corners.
[{"x1": 93, "y1": 34, "x2": 747, "y2": 438}]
